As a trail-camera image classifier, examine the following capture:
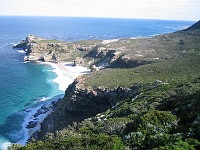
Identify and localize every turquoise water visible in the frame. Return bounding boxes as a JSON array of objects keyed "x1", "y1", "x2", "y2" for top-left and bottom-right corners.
[
  {"x1": 0, "y1": 16, "x2": 194, "y2": 149},
  {"x1": 0, "y1": 44, "x2": 62, "y2": 148}
]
